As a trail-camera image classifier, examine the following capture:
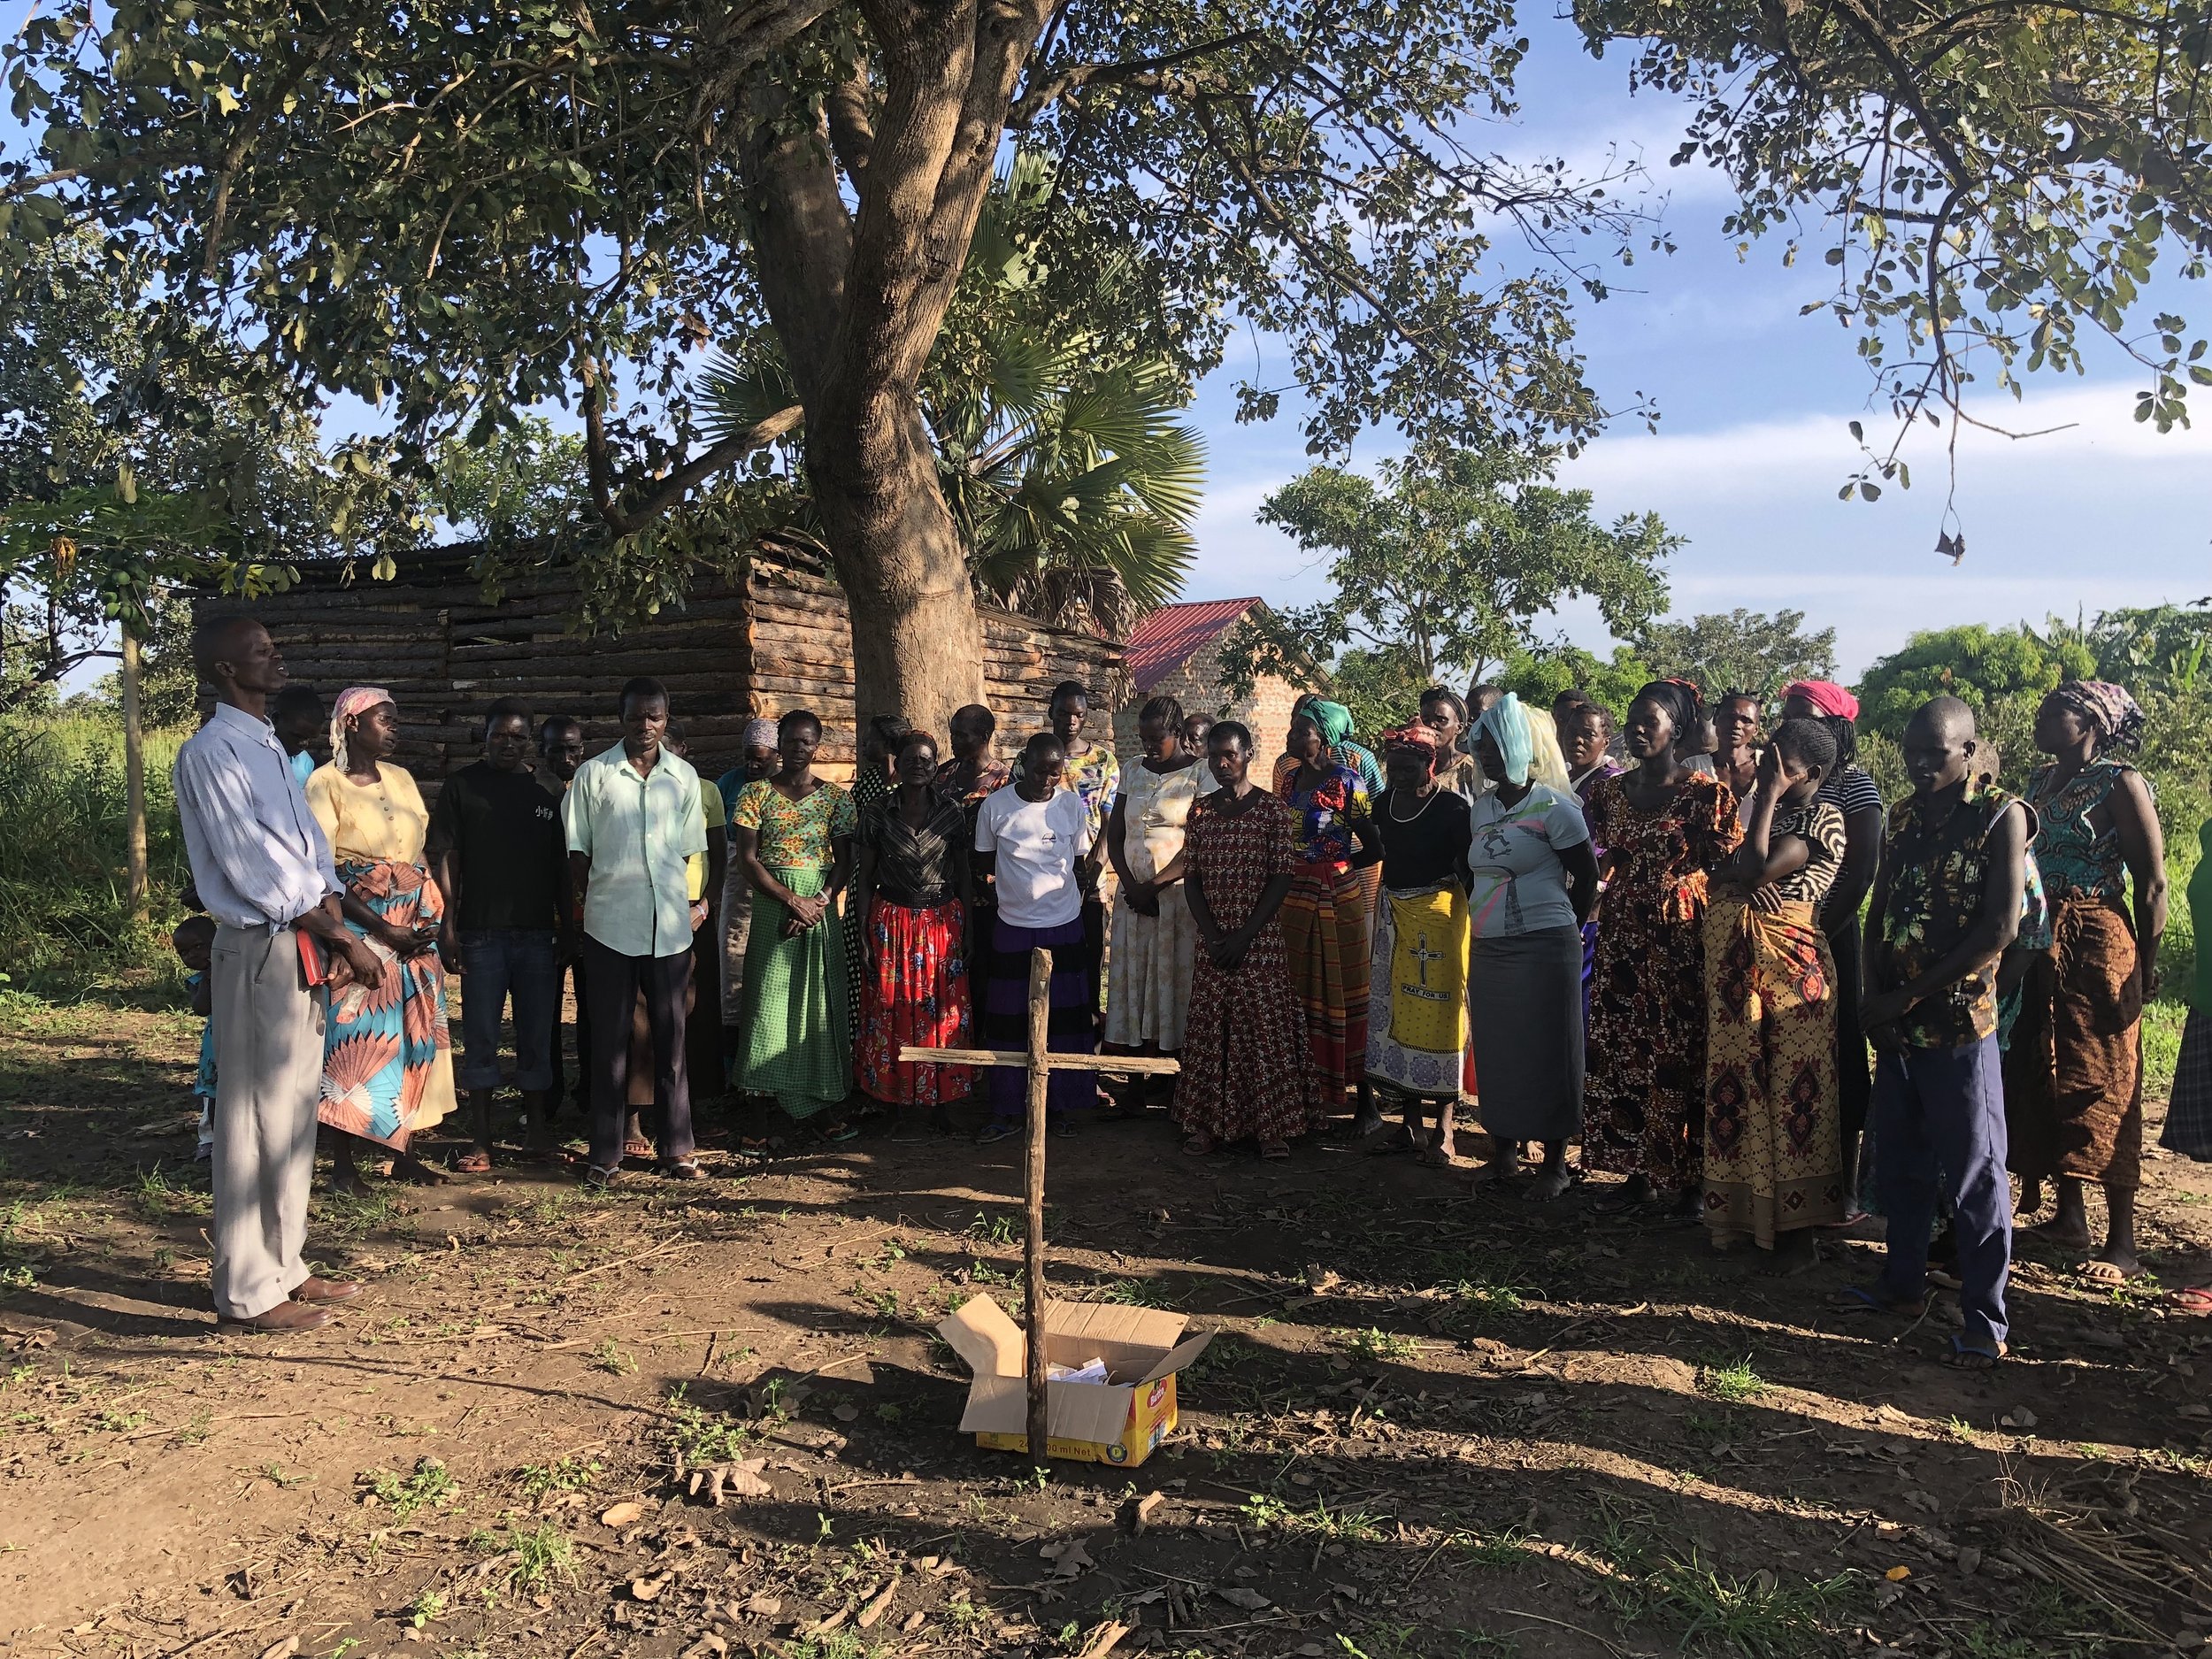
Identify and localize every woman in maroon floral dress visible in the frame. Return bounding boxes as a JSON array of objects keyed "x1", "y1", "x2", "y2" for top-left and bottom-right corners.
[
  {"x1": 1583, "y1": 680, "x2": 1743, "y2": 1213},
  {"x1": 1177, "y1": 722, "x2": 1322, "y2": 1157}
]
